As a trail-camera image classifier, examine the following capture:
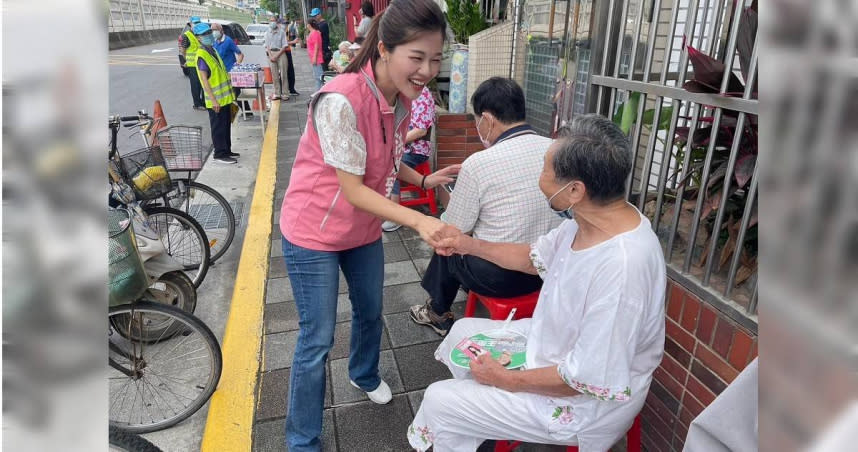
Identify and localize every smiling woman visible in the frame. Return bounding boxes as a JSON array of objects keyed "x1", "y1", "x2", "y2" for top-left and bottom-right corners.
[{"x1": 275, "y1": 1, "x2": 459, "y2": 450}]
